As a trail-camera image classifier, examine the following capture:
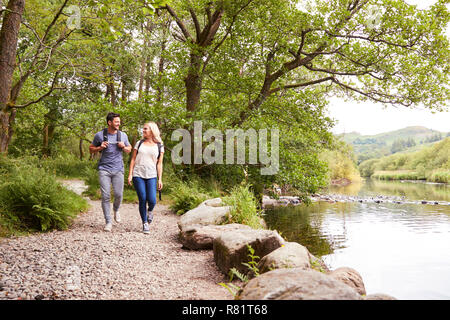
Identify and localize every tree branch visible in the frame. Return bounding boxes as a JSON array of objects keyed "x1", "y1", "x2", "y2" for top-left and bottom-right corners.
[
  {"x1": 189, "y1": 8, "x2": 201, "y2": 41},
  {"x1": 331, "y1": 77, "x2": 413, "y2": 107},
  {"x1": 12, "y1": 70, "x2": 65, "y2": 108},
  {"x1": 164, "y1": 5, "x2": 193, "y2": 42},
  {"x1": 268, "y1": 77, "x2": 336, "y2": 95}
]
